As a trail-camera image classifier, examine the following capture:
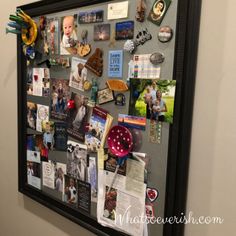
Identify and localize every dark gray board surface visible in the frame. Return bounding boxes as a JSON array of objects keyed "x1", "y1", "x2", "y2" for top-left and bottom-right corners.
[{"x1": 26, "y1": 0, "x2": 178, "y2": 235}]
